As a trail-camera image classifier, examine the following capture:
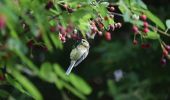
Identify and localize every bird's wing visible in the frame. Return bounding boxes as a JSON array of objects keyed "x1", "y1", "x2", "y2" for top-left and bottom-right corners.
[
  {"x1": 74, "y1": 50, "x2": 89, "y2": 67},
  {"x1": 70, "y1": 48, "x2": 79, "y2": 60}
]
